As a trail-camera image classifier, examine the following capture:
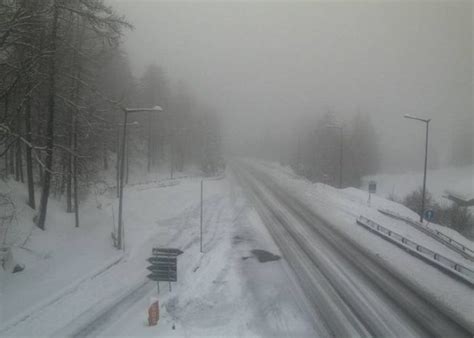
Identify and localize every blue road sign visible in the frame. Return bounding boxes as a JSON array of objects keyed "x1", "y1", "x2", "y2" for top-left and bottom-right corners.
[
  {"x1": 424, "y1": 209, "x2": 434, "y2": 222},
  {"x1": 368, "y1": 181, "x2": 377, "y2": 194}
]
